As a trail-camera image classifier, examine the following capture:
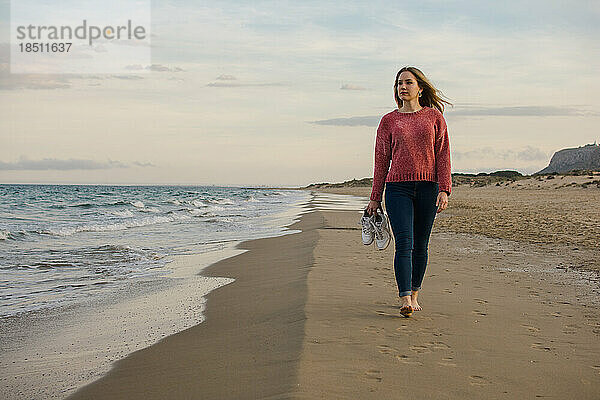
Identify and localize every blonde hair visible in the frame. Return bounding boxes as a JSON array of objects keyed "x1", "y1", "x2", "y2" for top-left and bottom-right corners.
[{"x1": 394, "y1": 66, "x2": 453, "y2": 114}]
